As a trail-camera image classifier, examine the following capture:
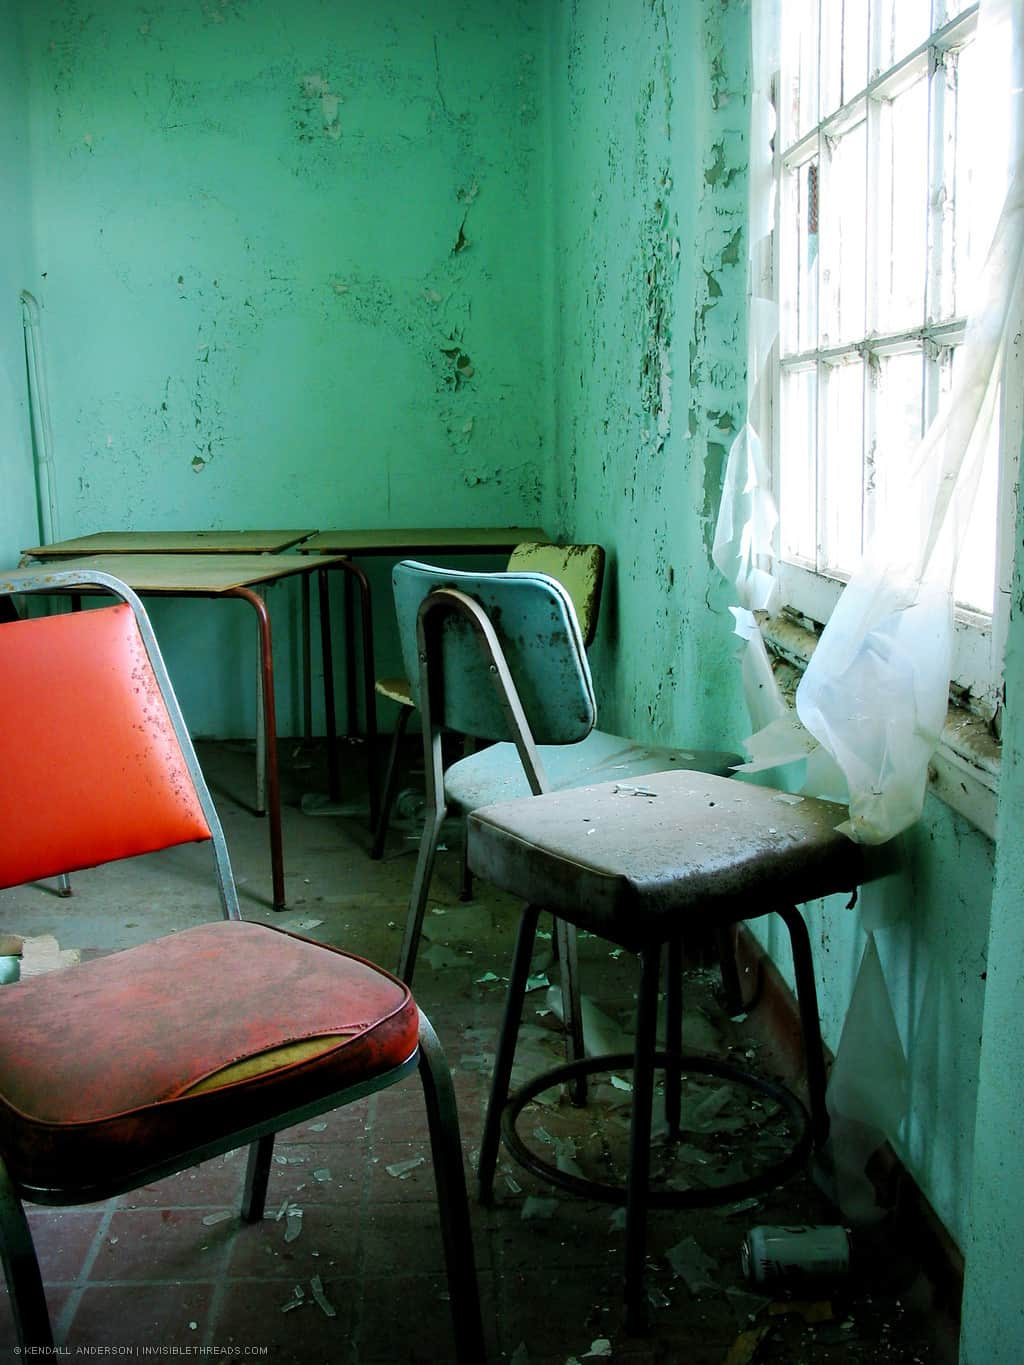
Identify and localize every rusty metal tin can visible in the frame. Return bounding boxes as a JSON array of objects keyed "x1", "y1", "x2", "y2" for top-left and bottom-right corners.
[{"x1": 741, "y1": 1224, "x2": 851, "y2": 1287}]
